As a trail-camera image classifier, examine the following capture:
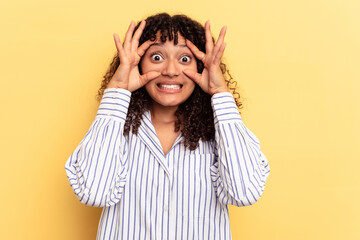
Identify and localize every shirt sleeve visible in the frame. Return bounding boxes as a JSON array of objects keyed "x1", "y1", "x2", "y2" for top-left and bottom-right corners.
[
  {"x1": 65, "y1": 88, "x2": 131, "y2": 207},
  {"x1": 210, "y1": 92, "x2": 270, "y2": 207}
]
